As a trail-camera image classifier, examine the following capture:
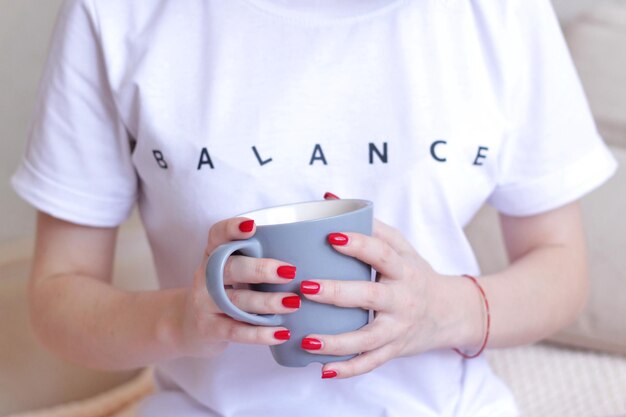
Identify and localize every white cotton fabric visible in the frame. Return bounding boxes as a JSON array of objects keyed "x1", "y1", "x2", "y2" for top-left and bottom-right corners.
[{"x1": 12, "y1": 0, "x2": 617, "y2": 415}]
